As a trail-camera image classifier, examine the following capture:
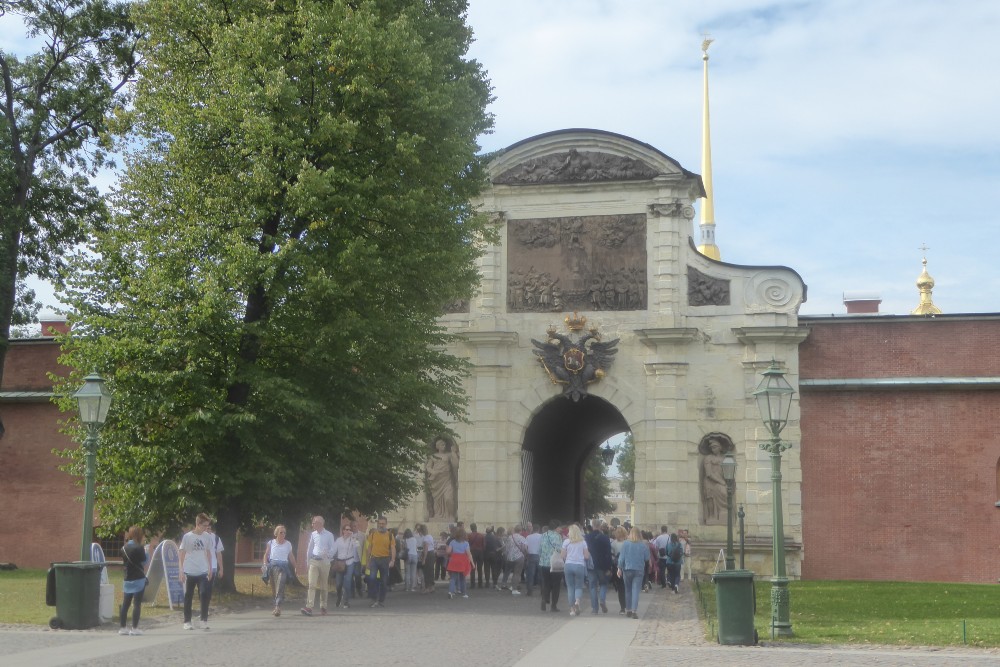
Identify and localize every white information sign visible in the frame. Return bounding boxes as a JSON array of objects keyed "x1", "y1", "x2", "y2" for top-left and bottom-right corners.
[
  {"x1": 90, "y1": 542, "x2": 109, "y2": 584},
  {"x1": 143, "y1": 540, "x2": 184, "y2": 608}
]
